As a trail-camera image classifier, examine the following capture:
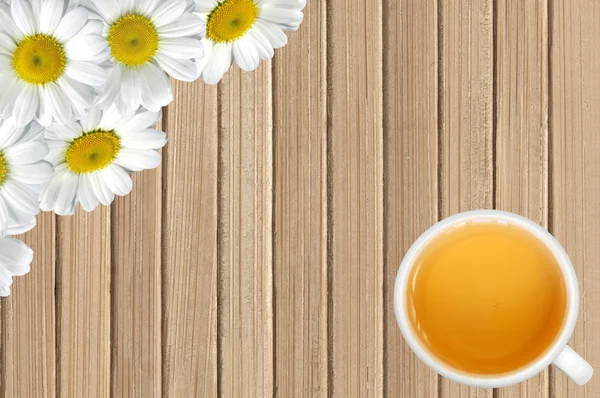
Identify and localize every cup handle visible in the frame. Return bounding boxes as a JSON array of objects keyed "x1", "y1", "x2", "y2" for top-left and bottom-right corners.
[{"x1": 552, "y1": 345, "x2": 594, "y2": 385}]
